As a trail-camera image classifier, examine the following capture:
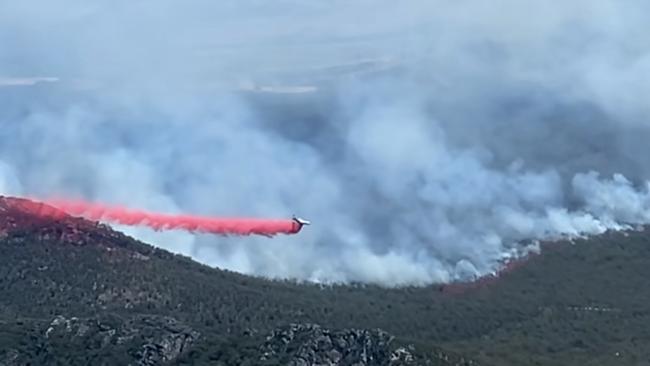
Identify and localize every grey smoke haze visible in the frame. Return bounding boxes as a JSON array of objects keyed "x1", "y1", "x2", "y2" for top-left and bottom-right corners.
[{"x1": 2, "y1": 0, "x2": 650, "y2": 285}]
